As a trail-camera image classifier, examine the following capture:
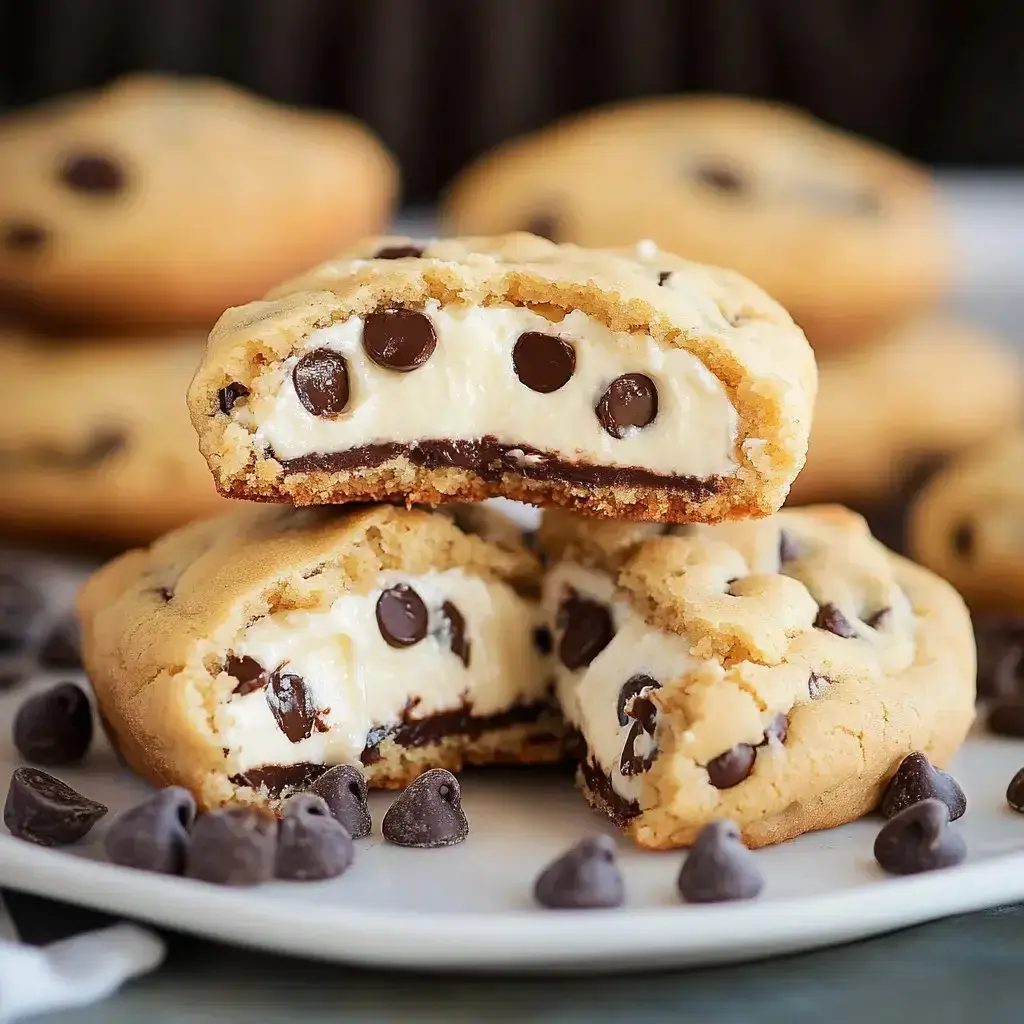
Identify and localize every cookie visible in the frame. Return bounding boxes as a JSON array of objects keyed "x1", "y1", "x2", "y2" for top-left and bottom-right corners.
[
  {"x1": 909, "y1": 432, "x2": 1024, "y2": 614},
  {"x1": 0, "y1": 74, "x2": 397, "y2": 332},
  {"x1": 188, "y1": 232, "x2": 816, "y2": 523},
  {"x1": 442, "y1": 96, "x2": 948, "y2": 352},
  {"x1": 77, "y1": 503, "x2": 561, "y2": 812},
  {"x1": 788, "y1": 316, "x2": 1021, "y2": 506},
  {"x1": 0, "y1": 329, "x2": 227, "y2": 544},
  {"x1": 538, "y1": 505, "x2": 975, "y2": 849}
]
